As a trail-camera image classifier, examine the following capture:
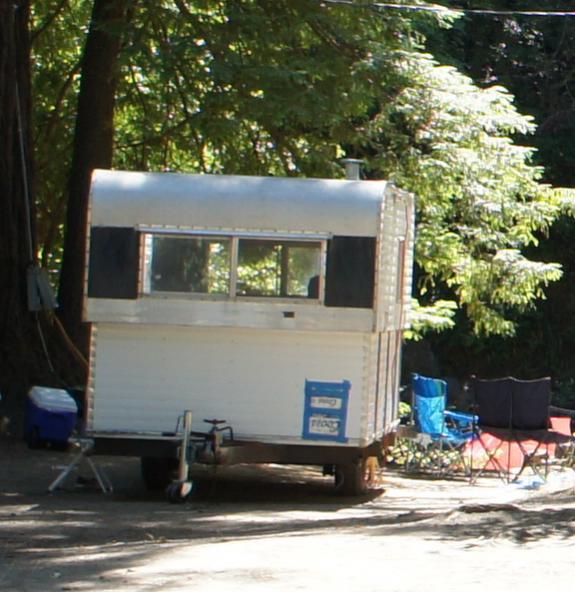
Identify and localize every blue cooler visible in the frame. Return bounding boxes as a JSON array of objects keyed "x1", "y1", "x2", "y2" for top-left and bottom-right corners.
[{"x1": 25, "y1": 386, "x2": 78, "y2": 447}]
